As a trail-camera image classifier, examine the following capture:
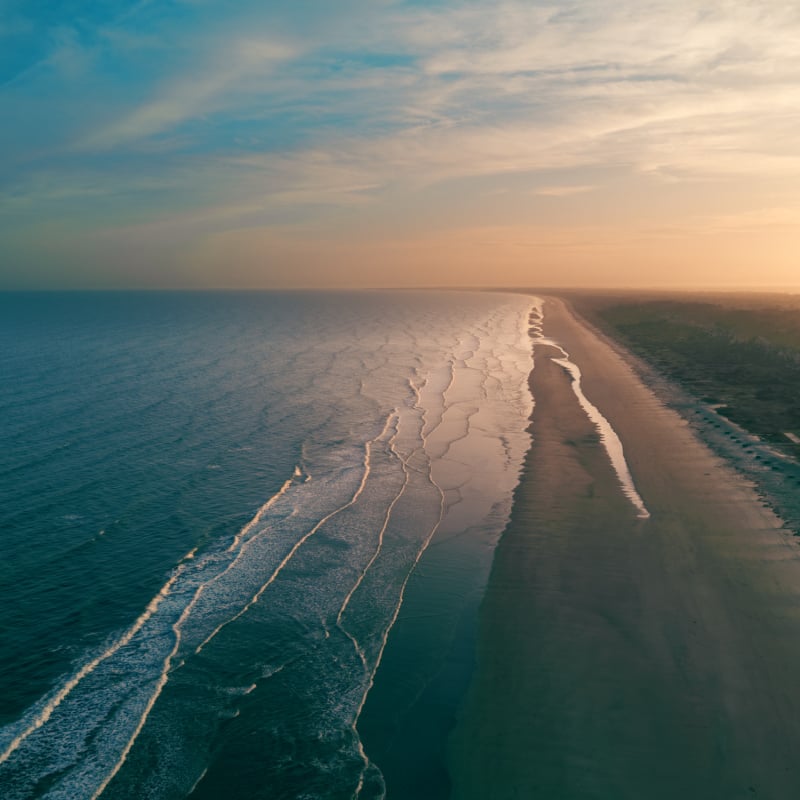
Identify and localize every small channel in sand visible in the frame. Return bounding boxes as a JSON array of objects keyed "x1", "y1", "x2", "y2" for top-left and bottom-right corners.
[{"x1": 529, "y1": 298, "x2": 650, "y2": 520}]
